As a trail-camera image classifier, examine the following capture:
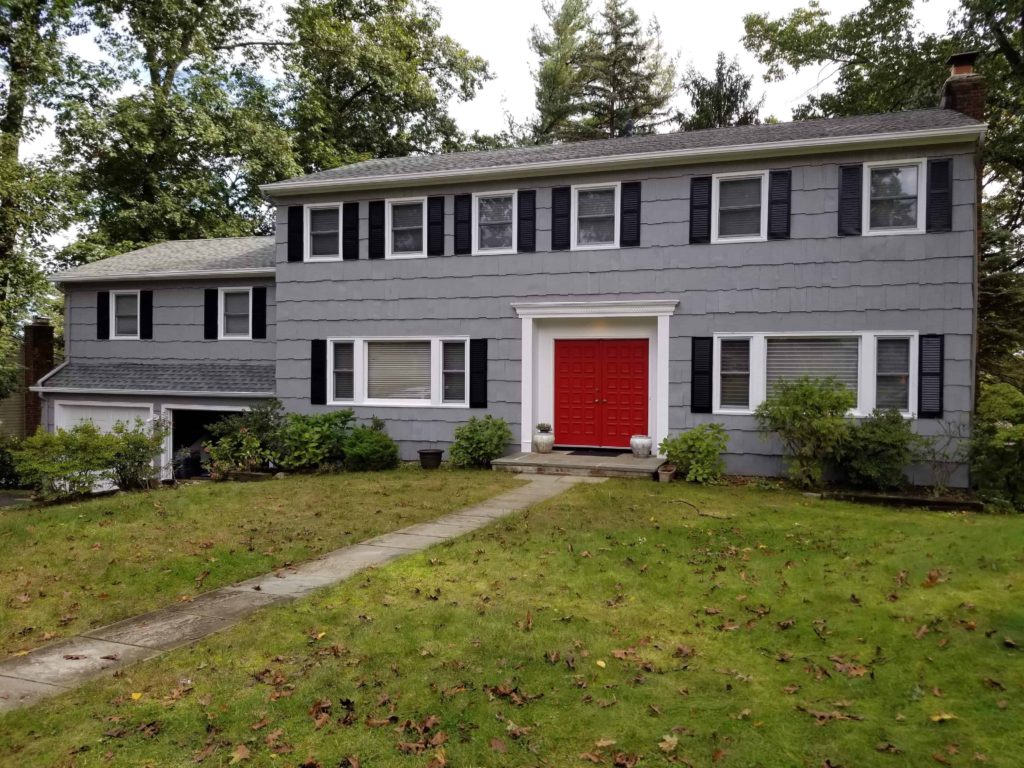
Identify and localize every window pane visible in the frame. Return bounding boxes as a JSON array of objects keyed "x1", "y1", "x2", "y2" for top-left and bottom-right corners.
[
  {"x1": 578, "y1": 216, "x2": 615, "y2": 244},
  {"x1": 719, "y1": 339, "x2": 750, "y2": 408},
  {"x1": 114, "y1": 294, "x2": 137, "y2": 336},
  {"x1": 577, "y1": 188, "x2": 615, "y2": 217},
  {"x1": 869, "y1": 198, "x2": 918, "y2": 229},
  {"x1": 310, "y1": 209, "x2": 339, "y2": 257},
  {"x1": 877, "y1": 338, "x2": 909, "y2": 374},
  {"x1": 876, "y1": 376, "x2": 909, "y2": 411},
  {"x1": 114, "y1": 293, "x2": 137, "y2": 317},
  {"x1": 442, "y1": 341, "x2": 466, "y2": 403},
  {"x1": 869, "y1": 166, "x2": 919, "y2": 229},
  {"x1": 223, "y1": 292, "x2": 249, "y2": 315},
  {"x1": 311, "y1": 232, "x2": 338, "y2": 257},
  {"x1": 392, "y1": 228, "x2": 423, "y2": 253},
  {"x1": 310, "y1": 208, "x2": 339, "y2": 233},
  {"x1": 391, "y1": 202, "x2": 423, "y2": 229},
  {"x1": 876, "y1": 338, "x2": 910, "y2": 410},
  {"x1": 478, "y1": 196, "x2": 512, "y2": 224},
  {"x1": 333, "y1": 342, "x2": 354, "y2": 400},
  {"x1": 479, "y1": 223, "x2": 513, "y2": 250},
  {"x1": 719, "y1": 178, "x2": 762, "y2": 208},
  {"x1": 367, "y1": 341, "x2": 431, "y2": 400},
  {"x1": 766, "y1": 337, "x2": 859, "y2": 398},
  {"x1": 442, "y1": 341, "x2": 465, "y2": 371},
  {"x1": 870, "y1": 166, "x2": 918, "y2": 199},
  {"x1": 114, "y1": 315, "x2": 137, "y2": 336},
  {"x1": 719, "y1": 208, "x2": 762, "y2": 237},
  {"x1": 718, "y1": 177, "x2": 762, "y2": 237},
  {"x1": 224, "y1": 314, "x2": 248, "y2": 335}
]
